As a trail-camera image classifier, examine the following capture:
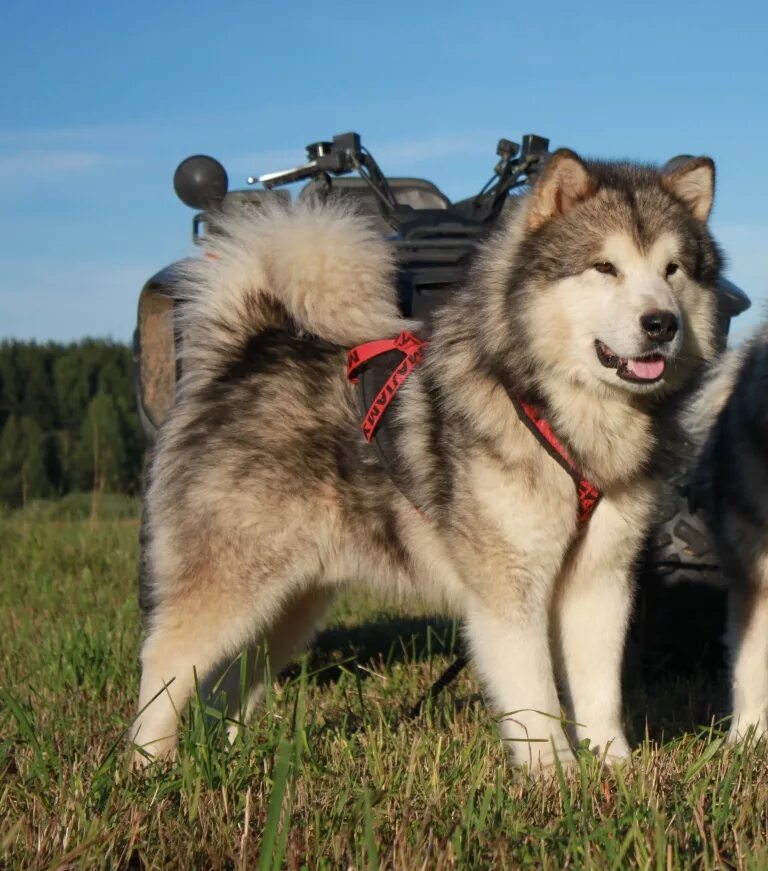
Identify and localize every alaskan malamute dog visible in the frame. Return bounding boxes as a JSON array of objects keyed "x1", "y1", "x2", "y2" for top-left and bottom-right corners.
[
  {"x1": 132, "y1": 150, "x2": 721, "y2": 773},
  {"x1": 685, "y1": 323, "x2": 768, "y2": 741}
]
